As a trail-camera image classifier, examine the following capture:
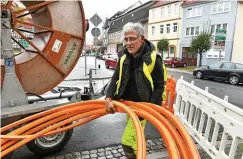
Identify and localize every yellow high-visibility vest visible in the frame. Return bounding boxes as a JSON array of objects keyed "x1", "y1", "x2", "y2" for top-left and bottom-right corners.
[{"x1": 115, "y1": 51, "x2": 167, "y2": 100}]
